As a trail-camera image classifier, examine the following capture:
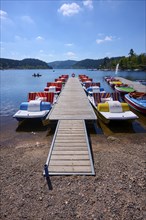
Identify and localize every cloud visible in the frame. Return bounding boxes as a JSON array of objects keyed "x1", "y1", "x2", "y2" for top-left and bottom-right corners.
[
  {"x1": 65, "y1": 51, "x2": 76, "y2": 58},
  {"x1": 96, "y1": 35, "x2": 113, "y2": 44},
  {"x1": 15, "y1": 35, "x2": 22, "y2": 41},
  {"x1": 58, "y1": 3, "x2": 81, "y2": 16},
  {"x1": 83, "y1": 0, "x2": 93, "y2": 9},
  {"x1": 21, "y1": 15, "x2": 34, "y2": 24},
  {"x1": 65, "y1": 43, "x2": 73, "y2": 47},
  {"x1": 0, "y1": 10, "x2": 8, "y2": 20},
  {"x1": 0, "y1": 10, "x2": 13, "y2": 25},
  {"x1": 36, "y1": 36, "x2": 44, "y2": 41}
]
